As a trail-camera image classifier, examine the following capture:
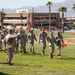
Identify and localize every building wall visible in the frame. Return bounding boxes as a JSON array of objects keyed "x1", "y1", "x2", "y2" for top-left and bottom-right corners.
[
  {"x1": 66, "y1": 17, "x2": 75, "y2": 25},
  {"x1": 4, "y1": 13, "x2": 28, "y2": 25},
  {"x1": 0, "y1": 12, "x2": 60, "y2": 28},
  {"x1": 16, "y1": 9, "x2": 37, "y2": 13},
  {"x1": 60, "y1": 17, "x2": 75, "y2": 26},
  {"x1": 33, "y1": 13, "x2": 60, "y2": 28}
]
